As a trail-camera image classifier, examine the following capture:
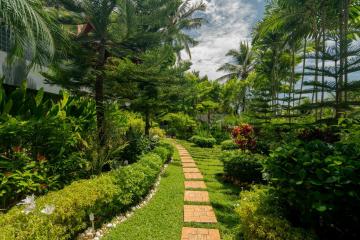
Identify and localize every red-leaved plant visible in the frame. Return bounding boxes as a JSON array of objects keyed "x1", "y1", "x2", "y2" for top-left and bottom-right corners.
[{"x1": 231, "y1": 124, "x2": 256, "y2": 151}]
